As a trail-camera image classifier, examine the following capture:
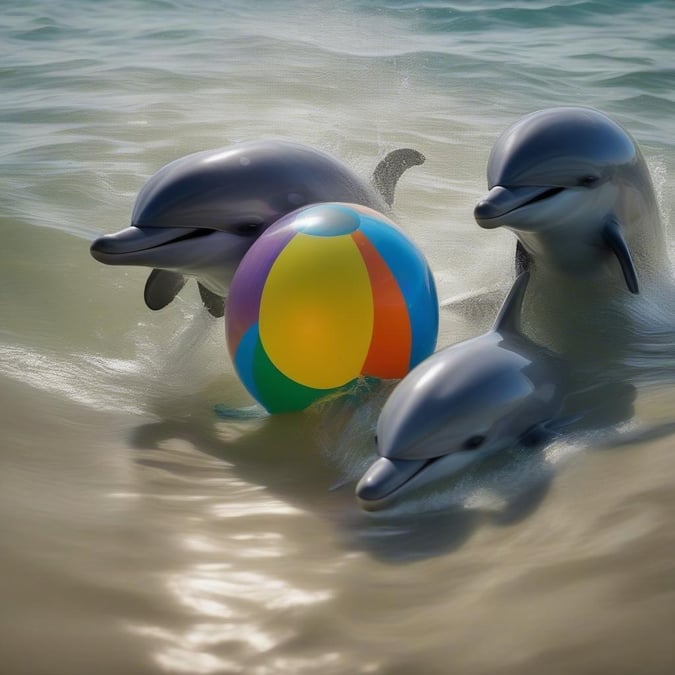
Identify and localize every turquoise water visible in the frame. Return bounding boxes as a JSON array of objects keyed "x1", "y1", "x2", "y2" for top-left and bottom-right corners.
[{"x1": 1, "y1": 2, "x2": 675, "y2": 674}]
